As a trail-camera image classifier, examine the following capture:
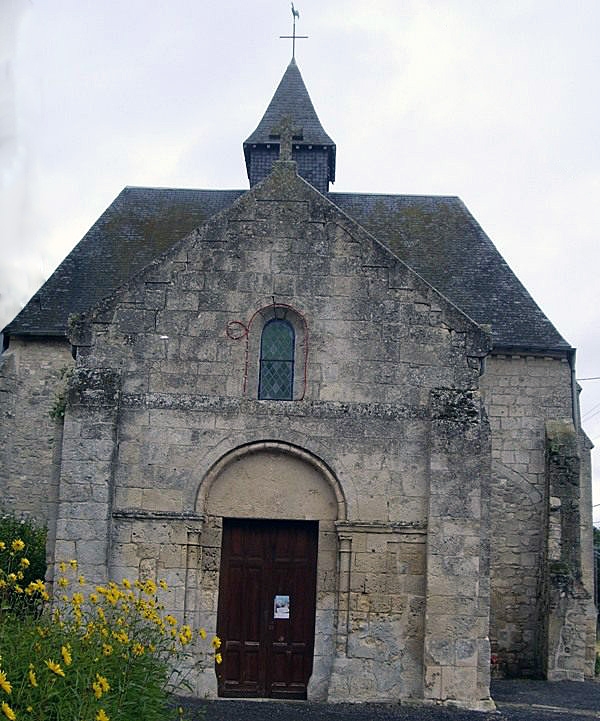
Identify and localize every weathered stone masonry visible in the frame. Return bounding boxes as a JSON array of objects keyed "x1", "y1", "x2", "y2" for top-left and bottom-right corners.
[
  {"x1": 481, "y1": 354, "x2": 595, "y2": 680},
  {"x1": 49, "y1": 164, "x2": 494, "y2": 707}
]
